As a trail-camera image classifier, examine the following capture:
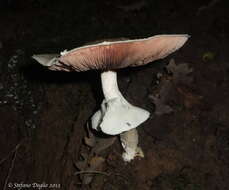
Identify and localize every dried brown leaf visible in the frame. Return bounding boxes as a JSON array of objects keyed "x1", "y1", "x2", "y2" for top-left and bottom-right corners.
[
  {"x1": 76, "y1": 125, "x2": 116, "y2": 185},
  {"x1": 74, "y1": 161, "x2": 87, "y2": 171},
  {"x1": 80, "y1": 152, "x2": 88, "y2": 160},
  {"x1": 149, "y1": 94, "x2": 173, "y2": 115},
  {"x1": 149, "y1": 80, "x2": 174, "y2": 115},
  {"x1": 166, "y1": 59, "x2": 193, "y2": 84},
  {"x1": 176, "y1": 87, "x2": 202, "y2": 109},
  {"x1": 150, "y1": 59, "x2": 194, "y2": 115},
  {"x1": 84, "y1": 136, "x2": 96, "y2": 147},
  {"x1": 93, "y1": 136, "x2": 117, "y2": 154},
  {"x1": 89, "y1": 156, "x2": 105, "y2": 169},
  {"x1": 81, "y1": 156, "x2": 105, "y2": 185}
]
